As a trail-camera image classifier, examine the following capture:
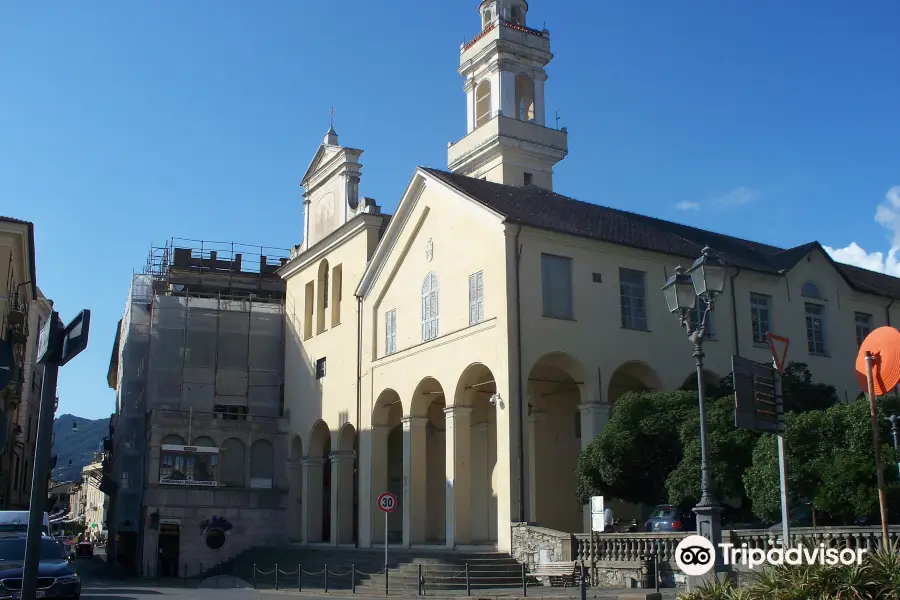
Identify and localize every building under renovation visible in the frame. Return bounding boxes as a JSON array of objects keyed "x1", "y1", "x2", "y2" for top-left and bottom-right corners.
[{"x1": 107, "y1": 239, "x2": 291, "y2": 576}]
